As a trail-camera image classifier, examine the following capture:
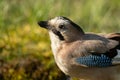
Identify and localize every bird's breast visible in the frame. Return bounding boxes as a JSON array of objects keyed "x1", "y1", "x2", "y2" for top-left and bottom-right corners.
[{"x1": 55, "y1": 56, "x2": 69, "y2": 74}]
